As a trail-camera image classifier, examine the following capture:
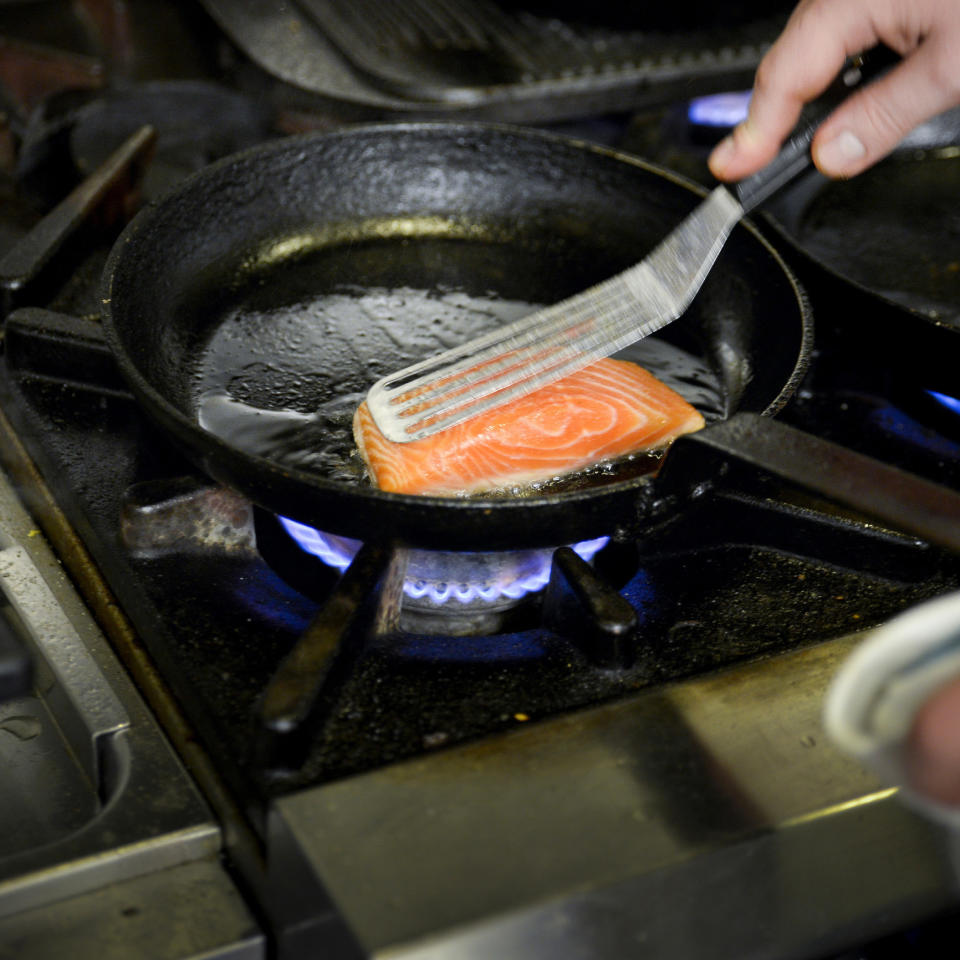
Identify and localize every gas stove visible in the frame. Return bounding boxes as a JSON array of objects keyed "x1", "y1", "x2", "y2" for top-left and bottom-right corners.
[{"x1": 3, "y1": 3, "x2": 960, "y2": 960}]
